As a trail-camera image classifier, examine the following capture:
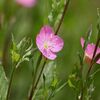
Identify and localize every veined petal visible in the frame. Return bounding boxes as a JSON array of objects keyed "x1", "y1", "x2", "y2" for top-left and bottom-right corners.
[
  {"x1": 42, "y1": 49, "x2": 57, "y2": 60},
  {"x1": 85, "y1": 44, "x2": 100, "y2": 59},
  {"x1": 50, "y1": 35, "x2": 64, "y2": 52},
  {"x1": 36, "y1": 34, "x2": 44, "y2": 51},
  {"x1": 39, "y1": 25, "x2": 54, "y2": 40},
  {"x1": 85, "y1": 44, "x2": 95, "y2": 59}
]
